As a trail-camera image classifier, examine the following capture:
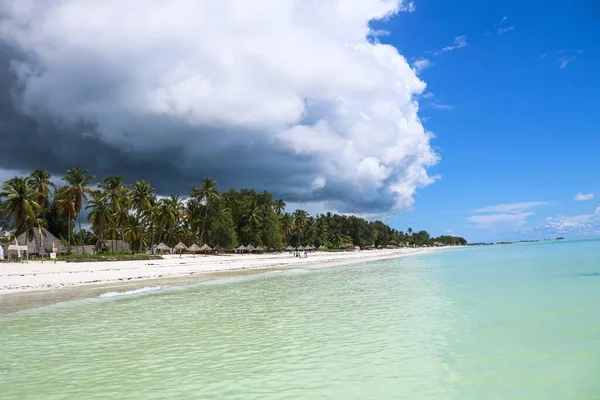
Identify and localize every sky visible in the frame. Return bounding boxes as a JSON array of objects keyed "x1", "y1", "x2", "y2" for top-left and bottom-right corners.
[{"x1": 0, "y1": 0, "x2": 598, "y2": 242}]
